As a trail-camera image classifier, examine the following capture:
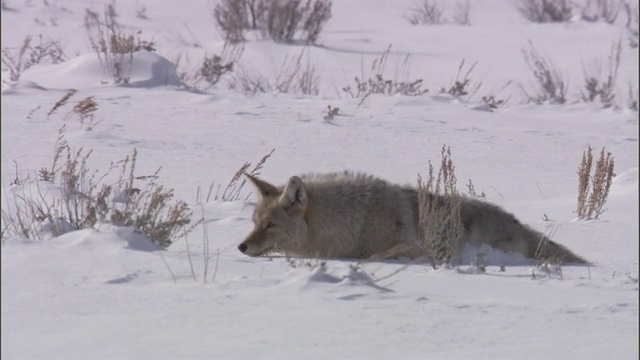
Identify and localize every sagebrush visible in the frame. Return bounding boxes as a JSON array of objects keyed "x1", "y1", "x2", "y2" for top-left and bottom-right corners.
[
  {"x1": 517, "y1": 0, "x2": 572, "y2": 23},
  {"x1": 214, "y1": 0, "x2": 332, "y2": 44},
  {"x1": 405, "y1": 0, "x2": 444, "y2": 25},
  {"x1": 2, "y1": 128, "x2": 191, "y2": 247}
]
